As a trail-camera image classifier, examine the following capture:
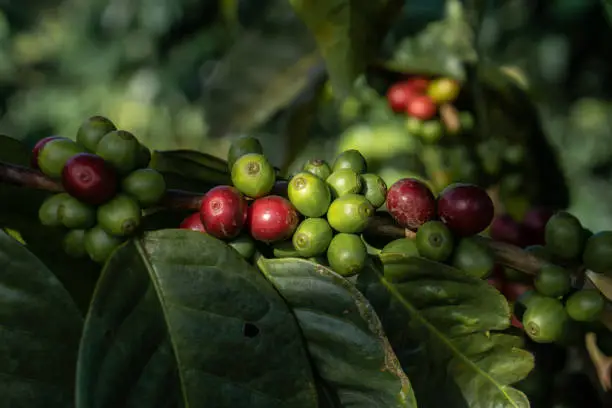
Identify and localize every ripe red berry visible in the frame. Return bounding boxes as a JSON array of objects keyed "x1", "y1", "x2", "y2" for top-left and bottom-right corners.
[
  {"x1": 386, "y1": 80, "x2": 427, "y2": 113},
  {"x1": 406, "y1": 95, "x2": 437, "y2": 120},
  {"x1": 180, "y1": 212, "x2": 207, "y2": 232},
  {"x1": 404, "y1": 77, "x2": 430, "y2": 93},
  {"x1": 490, "y1": 214, "x2": 530, "y2": 247},
  {"x1": 247, "y1": 195, "x2": 299, "y2": 243},
  {"x1": 61, "y1": 153, "x2": 118, "y2": 205},
  {"x1": 437, "y1": 183, "x2": 494, "y2": 237},
  {"x1": 487, "y1": 265, "x2": 505, "y2": 292},
  {"x1": 200, "y1": 185, "x2": 247, "y2": 240},
  {"x1": 31, "y1": 136, "x2": 63, "y2": 169},
  {"x1": 522, "y1": 207, "x2": 554, "y2": 246},
  {"x1": 386, "y1": 178, "x2": 437, "y2": 231}
]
